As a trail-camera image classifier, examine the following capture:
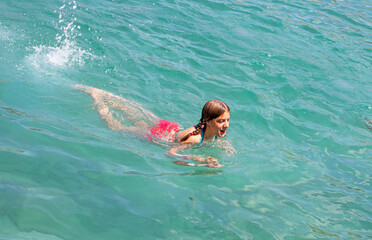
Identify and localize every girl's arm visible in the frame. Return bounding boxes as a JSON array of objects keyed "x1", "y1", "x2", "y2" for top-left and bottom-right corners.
[
  {"x1": 166, "y1": 144, "x2": 223, "y2": 168},
  {"x1": 216, "y1": 139, "x2": 236, "y2": 155}
]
